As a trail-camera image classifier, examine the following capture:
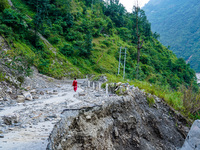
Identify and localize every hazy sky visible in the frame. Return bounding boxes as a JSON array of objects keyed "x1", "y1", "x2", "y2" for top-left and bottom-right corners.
[{"x1": 119, "y1": 0, "x2": 150, "y2": 12}]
